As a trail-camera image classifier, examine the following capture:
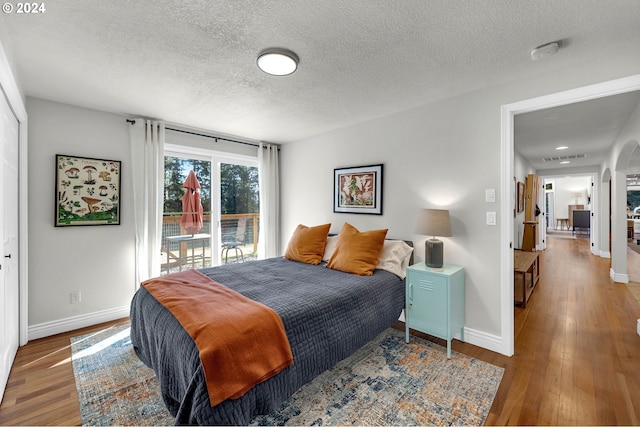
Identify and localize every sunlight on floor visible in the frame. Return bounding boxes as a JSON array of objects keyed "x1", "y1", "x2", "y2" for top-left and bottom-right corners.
[{"x1": 71, "y1": 327, "x2": 131, "y2": 361}]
